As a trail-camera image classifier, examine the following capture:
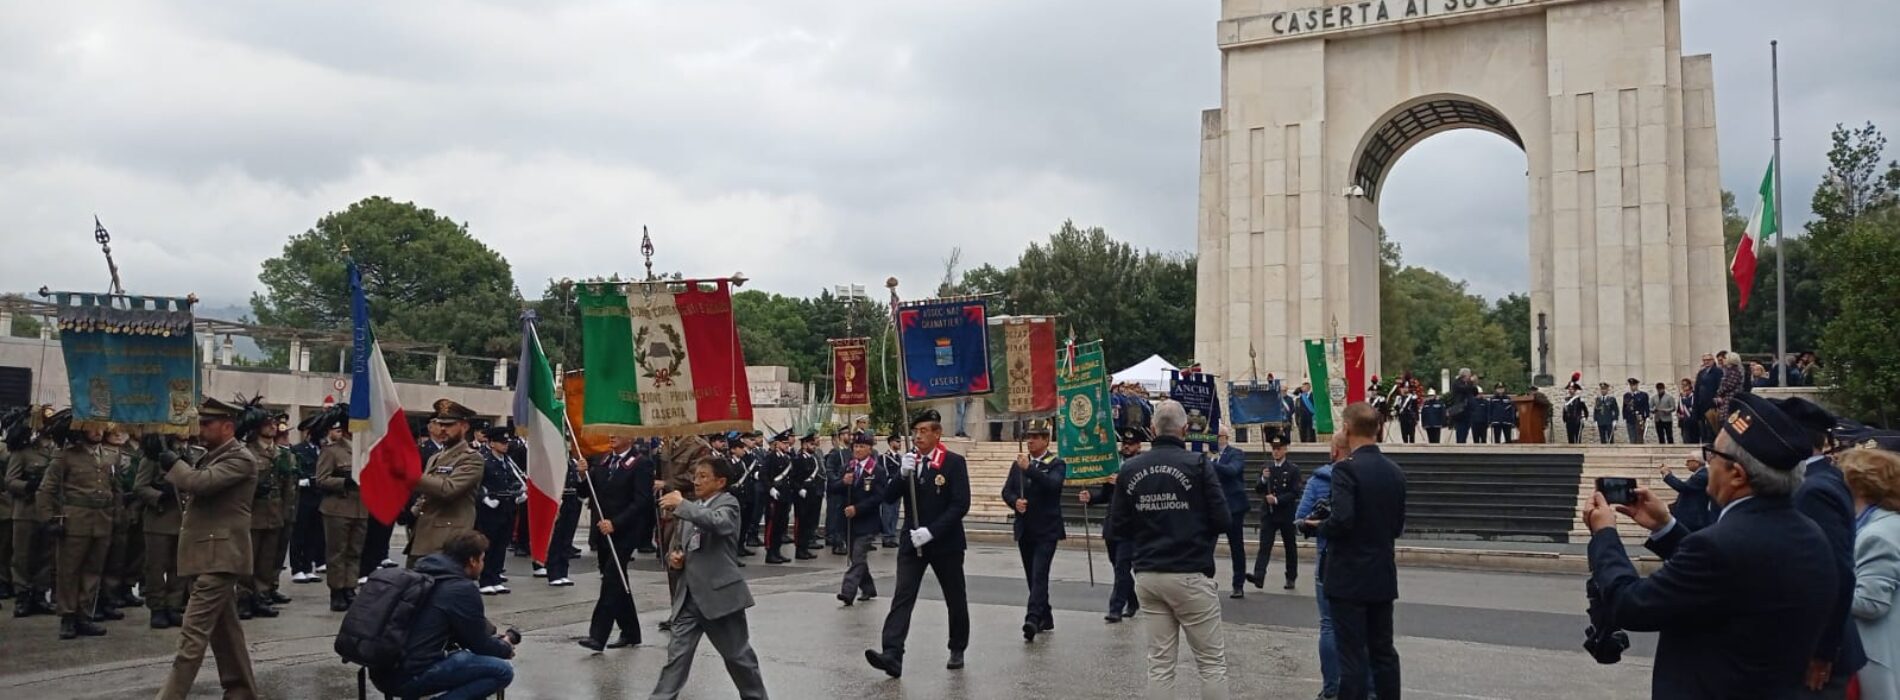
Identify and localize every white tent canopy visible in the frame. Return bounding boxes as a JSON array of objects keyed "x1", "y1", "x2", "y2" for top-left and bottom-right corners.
[{"x1": 1112, "y1": 354, "x2": 1178, "y2": 393}]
